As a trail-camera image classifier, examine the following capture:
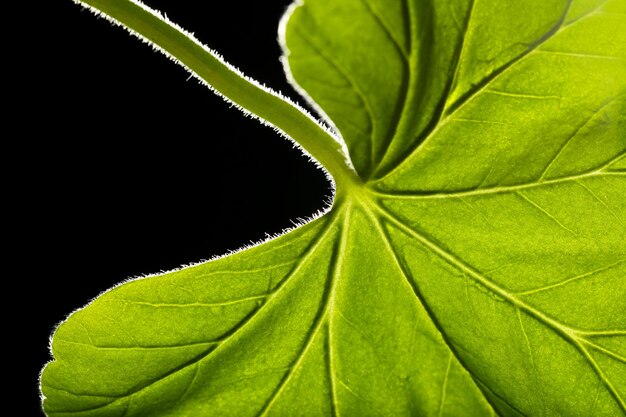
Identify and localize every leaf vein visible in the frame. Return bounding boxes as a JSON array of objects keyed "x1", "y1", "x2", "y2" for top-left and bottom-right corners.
[
  {"x1": 360, "y1": 202, "x2": 498, "y2": 415},
  {"x1": 293, "y1": 27, "x2": 377, "y2": 172},
  {"x1": 327, "y1": 210, "x2": 352, "y2": 417},
  {"x1": 374, "y1": 169, "x2": 624, "y2": 201},
  {"x1": 581, "y1": 339, "x2": 626, "y2": 363},
  {"x1": 51, "y1": 217, "x2": 338, "y2": 415},
  {"x1": 517, "y1": 259, "x2": 625, "y2": 296},
  {"x1": 575, "y1": 343, "x2": 626, "y2": 410},
  {"x1": 576, "y1": 180, "x2": 625, "y2": 226},
  {"x1": 359, "y1": 0, "x2": 408, "y2": 59},
  {"x1": 515, "y1": 191, "x2": 578, "y2": 236},
  {"x1": 437, "y1": 354, "x2": 453, "y2": 417},
  {"x1": 256, "y1": 226, "x2": 342, "y2": 417},
  {"x1": 380, "y1": 0, "x2": 622, "y2": 179},
  {"x1": 104, "y1": 295, "x2": 268, "y2": 309},
  {"x1": 444, "y1": 0, "x2": 575, "y2": 116},
  {"x1": 336, "y1": 376, "x2": 391, "y2": 416},
  {"x1": 375, "y1": 205, "x2": 626, "y2": 412},
  {"x1": 56, "y1": 339, "x2": 219, "y2": 351},
  {"x1": 443, "y1": 0, "x2": 478, "y2": 113},
  {"x1": 517, "y1": 309, "x2": 547, "y2": 415},
  {"x1": 537, "y1": 49, "x2": 620, "y2": 60},
  {"x1": 538, "y1": 96, "x2": 619, "y2": 181},
  {"x1": 484, "y1": 89, "x2": 562, "y2": 101}
]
